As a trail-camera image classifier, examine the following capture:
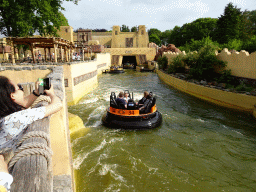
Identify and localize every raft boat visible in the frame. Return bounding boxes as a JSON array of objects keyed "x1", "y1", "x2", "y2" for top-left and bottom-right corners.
[
  {"x1": 102, "y1": 91, "x2": 162, "y2": 129},
  {"x1": 109, "y1": 66, "x2": 124, "y2": 73}
]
